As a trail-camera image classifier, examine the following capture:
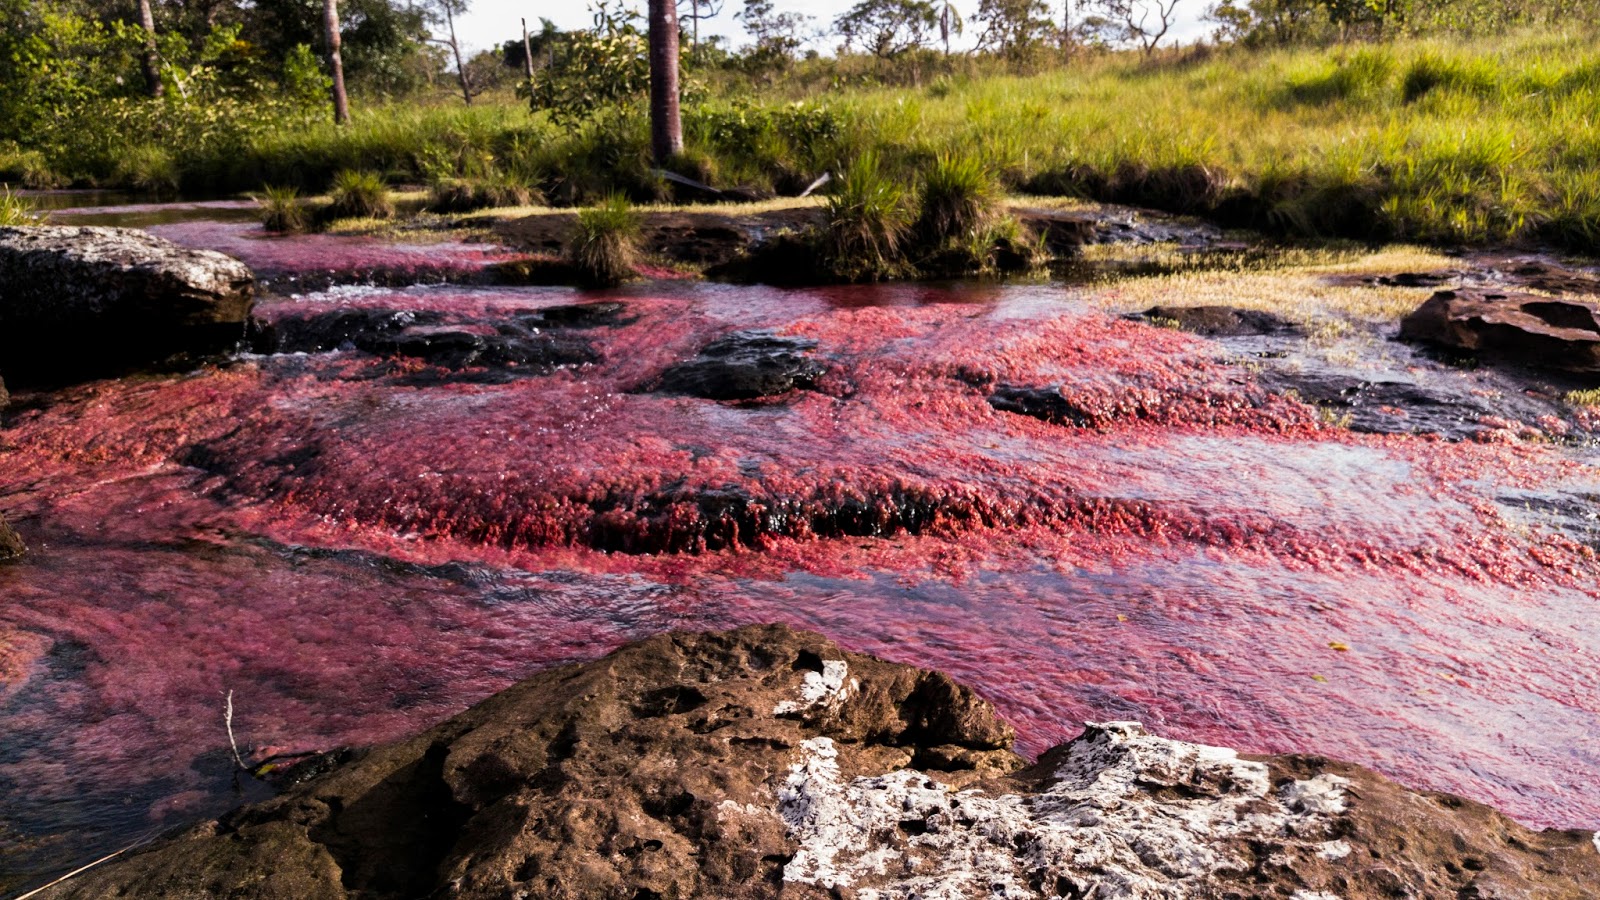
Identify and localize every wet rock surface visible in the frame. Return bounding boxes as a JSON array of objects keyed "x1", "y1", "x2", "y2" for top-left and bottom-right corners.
[
  {"x1": 988, "y1": 384, "x2": 1094, "y2": 427},
  {"x1": 0, "y1": 226, "x2": 254, "y2": 384},
  {"x1": 38, "y1": 626, "x2": 1600, "y2": 900},
  {"x1": 262, "y1": 303, "x2": 616, "y2": 382},
  {"x1": 1138, "y1": 304, "x2": 1303, "y2": 337},
  {"x1": 1400, "y1": 288, "x2": 1600, "y2": 373},
  {"x1": 654, "y1": 331, "x2": 825, "y2": 400}
]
